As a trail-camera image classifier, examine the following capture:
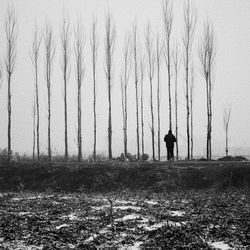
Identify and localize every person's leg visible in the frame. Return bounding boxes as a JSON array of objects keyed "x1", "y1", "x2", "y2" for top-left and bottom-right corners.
[
  {"x1": 167, "y1": 147, "x2": 170, "y2": 160},
  {"x1": 170, "y1": 146, "x2": 174, "y2": 160}
]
